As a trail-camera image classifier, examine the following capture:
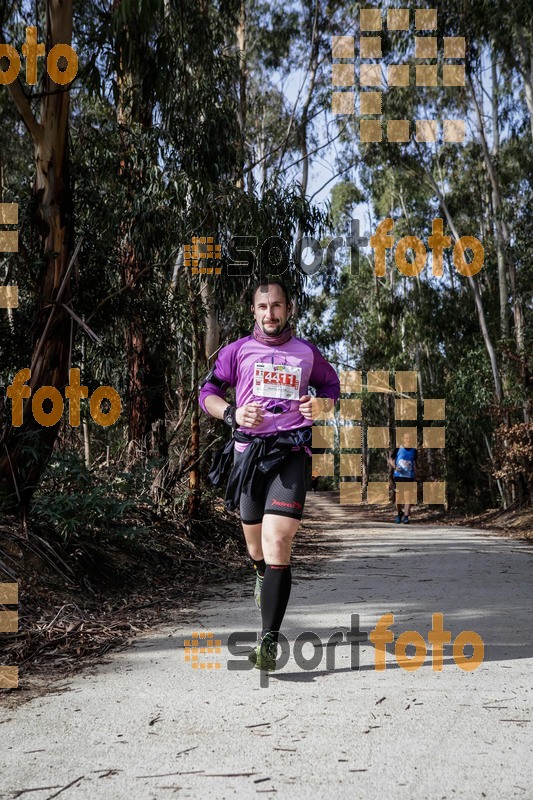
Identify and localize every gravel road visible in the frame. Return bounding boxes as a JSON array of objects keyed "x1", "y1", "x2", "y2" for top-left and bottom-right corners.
[{"x1": 1, "y1": 493, "x2": 532, "y2": 800}]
